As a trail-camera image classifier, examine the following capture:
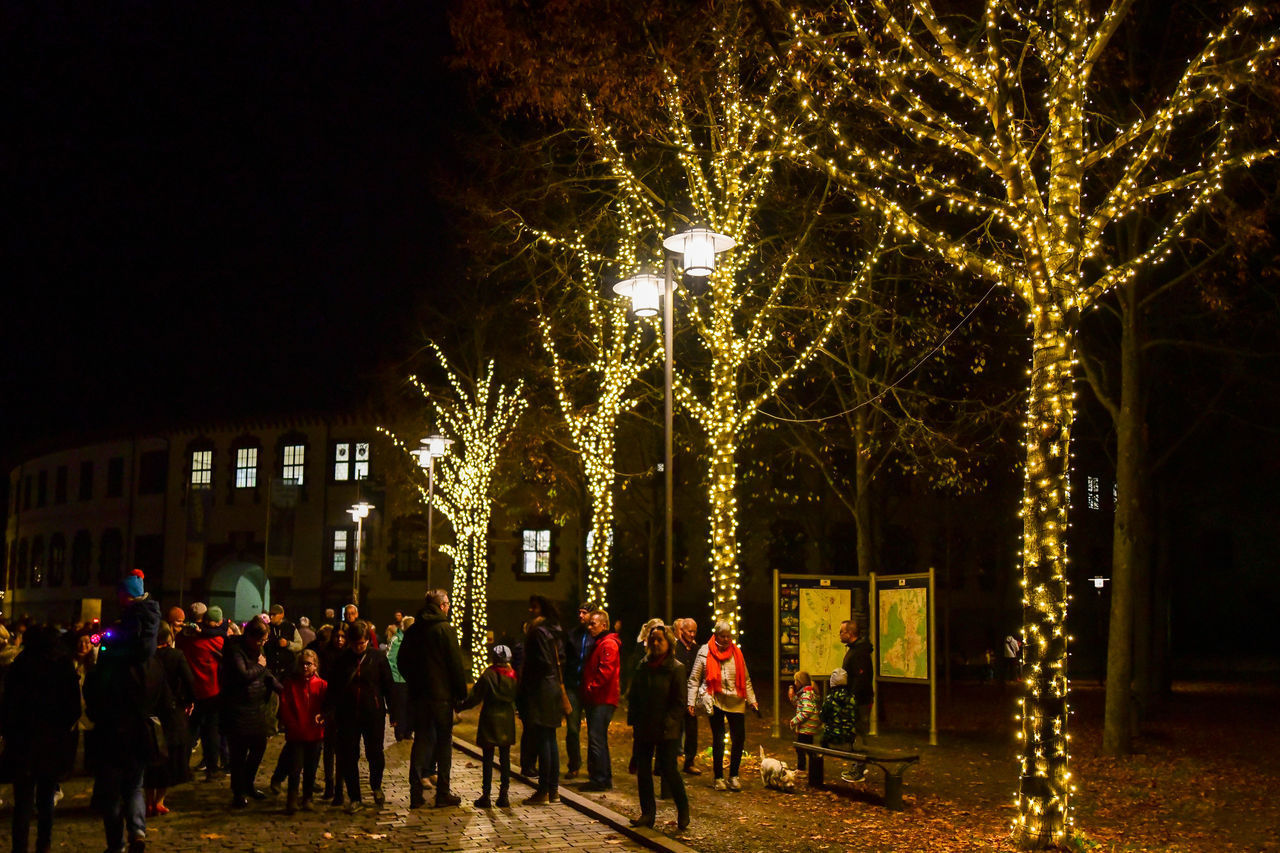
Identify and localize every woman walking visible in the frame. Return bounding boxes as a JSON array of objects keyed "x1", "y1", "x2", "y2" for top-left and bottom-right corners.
[
  {"x1": 219, "y1": 617, "x2": 282, "y2": 808},
  {"x1": 686, "y1": 621, "x2": 757, "y2": 791},
  {"x1": 518, "y1": 596, "x2": 566, "y2": 805},
  {"x1": 626, "y1": 623, "x2": 689, "y2": 830},
  {"x1": 145, "y1": 622, "x2": 196, "y2": 816}
]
